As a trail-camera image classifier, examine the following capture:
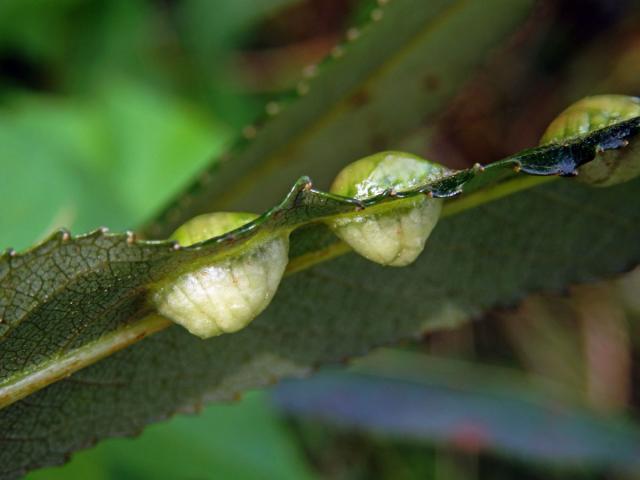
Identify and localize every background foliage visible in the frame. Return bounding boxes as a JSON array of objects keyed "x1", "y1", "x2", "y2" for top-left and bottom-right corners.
[{"x1": 2, "y1": 0, "x2": 640, "y2": 478}]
